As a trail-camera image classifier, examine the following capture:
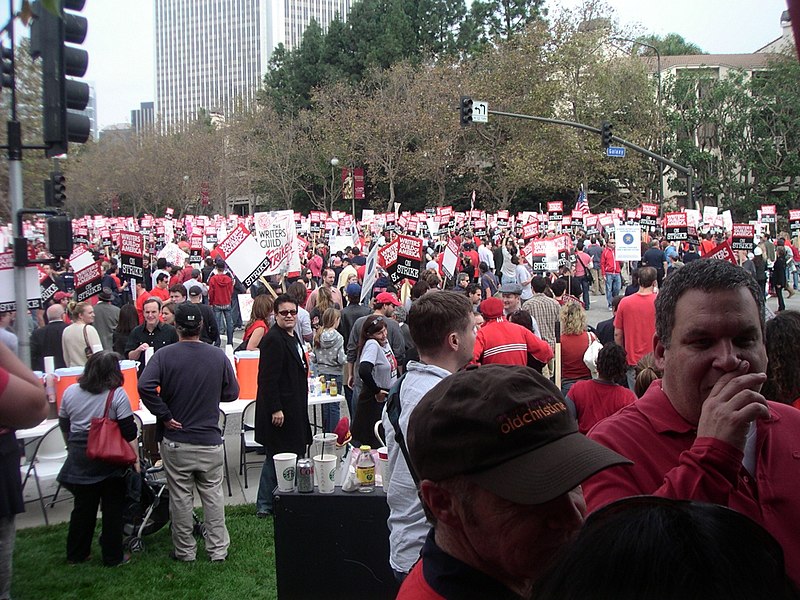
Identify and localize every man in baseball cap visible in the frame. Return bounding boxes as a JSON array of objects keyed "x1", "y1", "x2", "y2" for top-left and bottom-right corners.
[{"x1": 397, "y1": 364, "x2": 630, "y2": 599}]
